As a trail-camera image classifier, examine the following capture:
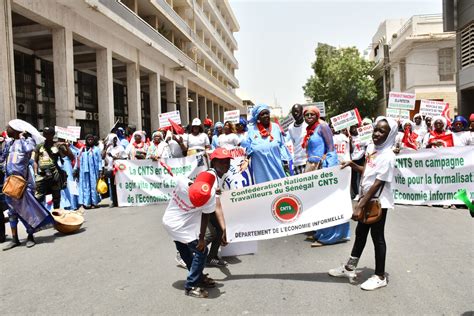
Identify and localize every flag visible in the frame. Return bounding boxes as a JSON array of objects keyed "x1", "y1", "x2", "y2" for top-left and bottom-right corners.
[
  {"x1": 354, "y1": 108, "x2": 362, "y2": 126},
  {"x1": 442, "y1": 103, "x2": 451, "y2": 128},
  {"x1": 428, "y1": 133, "x2": 454, "y2": 147},
  {"x1": 168, "y1": 119, "x2": 185, "y2": 135},
  {"x1": 401, "y1": 128, "x2": 418, "y2": 150}
]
